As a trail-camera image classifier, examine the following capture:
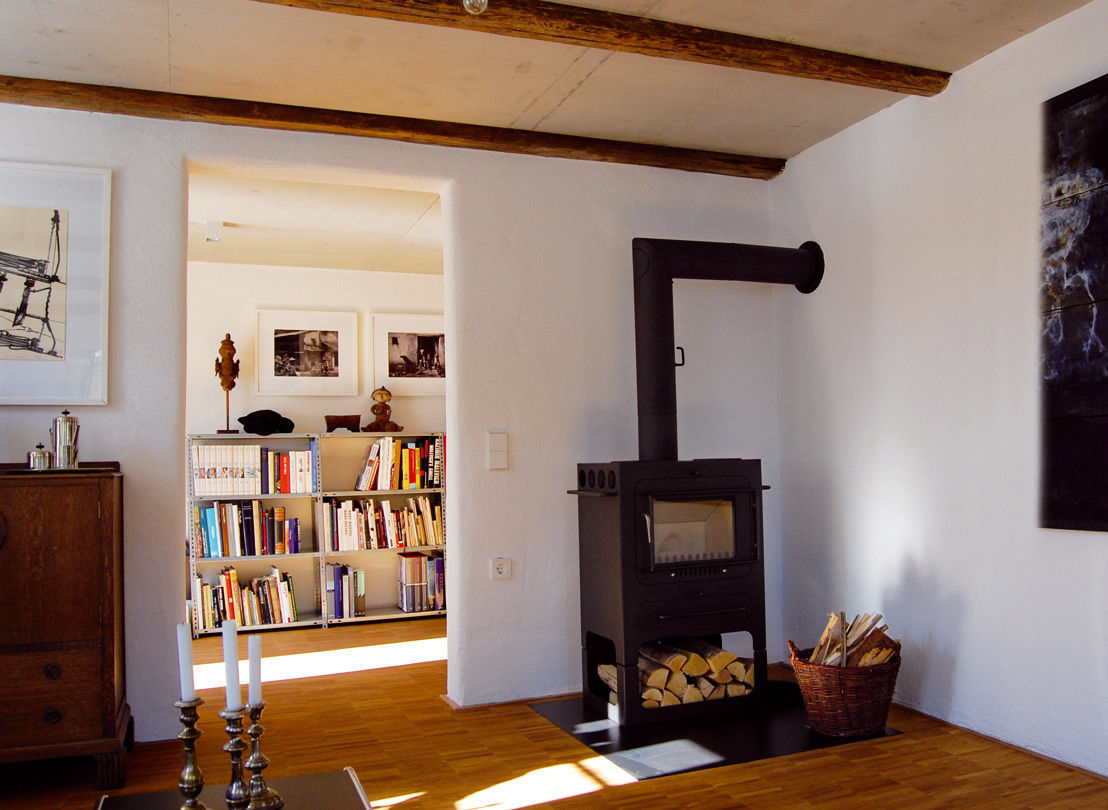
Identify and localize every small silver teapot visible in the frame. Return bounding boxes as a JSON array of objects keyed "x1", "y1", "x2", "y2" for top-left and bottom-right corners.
[{"x1": 27, "y1": 443, "x2": 53, "y2": 470}]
